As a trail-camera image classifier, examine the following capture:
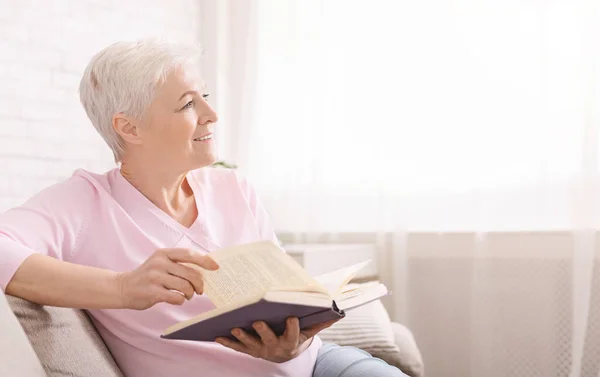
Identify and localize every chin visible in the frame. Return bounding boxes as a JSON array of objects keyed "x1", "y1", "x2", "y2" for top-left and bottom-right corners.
[{"x1": 192, "y1": 154, "x2": 218, "y2": 169}]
